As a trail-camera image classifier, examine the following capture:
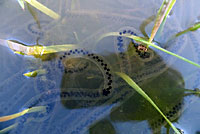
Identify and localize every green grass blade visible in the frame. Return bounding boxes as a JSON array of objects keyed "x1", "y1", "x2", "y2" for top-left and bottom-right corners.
[
  {"x1": 149, "y1": 0, "x2": 176, "y2": 43},
  {"x1": 175, "y1": 22, "x2": 200, "y2": 37},
  {"x1": 0, "y1": 123, "x2": 18, "y2": 134},
  {"x1": 115, "y1": 72, "x2": 181, "y2": 134},
  {"x1": 97, "y1": 32, "x2": 200, "y2": 68}
]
